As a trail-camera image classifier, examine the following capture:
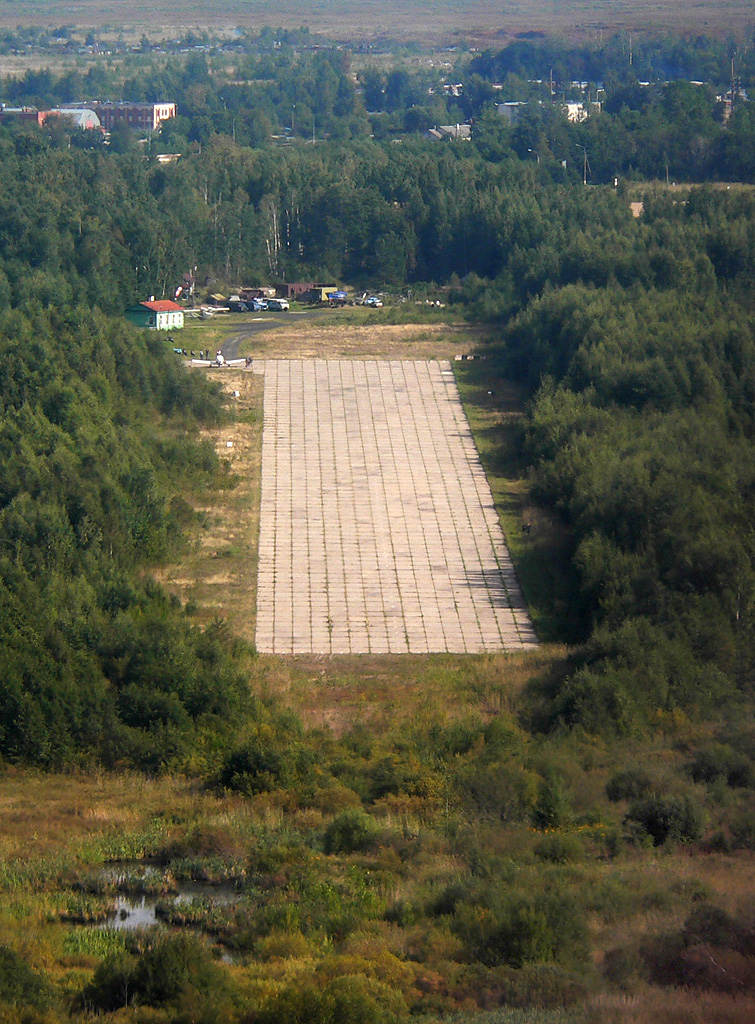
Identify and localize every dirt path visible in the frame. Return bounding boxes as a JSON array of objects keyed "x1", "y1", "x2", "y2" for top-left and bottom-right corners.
[{"x1": 225, "y1": 319, "x2": 479, "y2": 361}]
